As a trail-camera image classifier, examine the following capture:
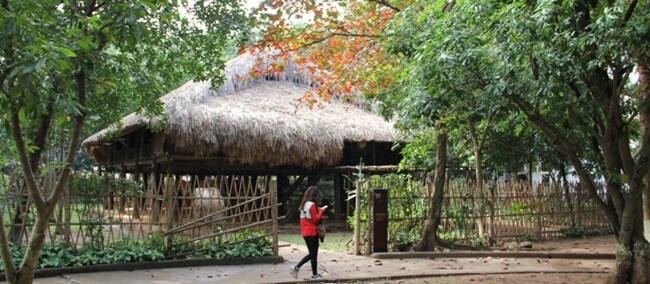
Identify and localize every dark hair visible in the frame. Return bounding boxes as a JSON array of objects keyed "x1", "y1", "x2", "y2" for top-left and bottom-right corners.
[{"x1": 299, "y1": 186, "x2": 320, "y2": 212}]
